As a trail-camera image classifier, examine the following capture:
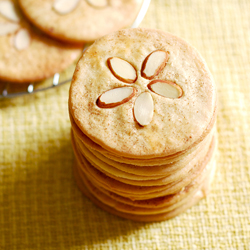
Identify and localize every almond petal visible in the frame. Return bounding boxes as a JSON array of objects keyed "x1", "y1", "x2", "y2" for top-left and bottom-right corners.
[
  {"x1": 148, "y1": 80, "x2": 183, "y2": 99},
  {"x1": 14, "y1": 29, "x2": 31, "y2": 51},
  {"x1": 107, "y1": 57, "x2": 137, "y2": 83},
  {"x1": 53, "y1": 0, "x2": 80, "y2": 15},
  {"x1": 134, "y1": 92, "x2": 154, "y2": 126},
  {"x1": 0, "y1": 1, "x2": 20, "y2": 22},
  {"x1": 0, "y1": 22, "x2": 20, "y2": 36},
  {"x1": 86, "y1": 0, "x2": 108, "y2": 8},
  {"x1": 141, "y1": 50, "x2": 169, "y2": 80},
  {"x1": 97, "y1": 87, "x2": 136, "y2": 108}
]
